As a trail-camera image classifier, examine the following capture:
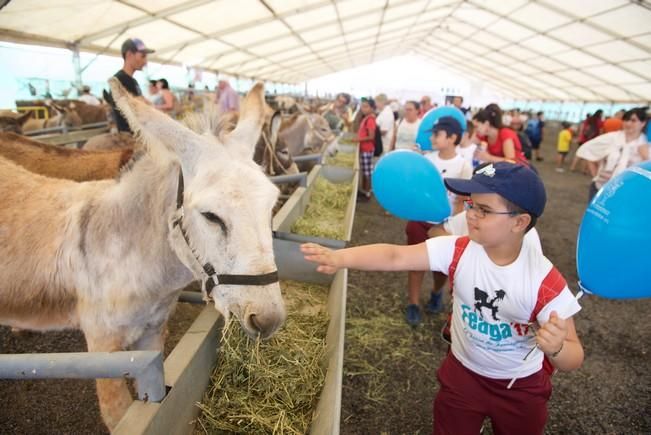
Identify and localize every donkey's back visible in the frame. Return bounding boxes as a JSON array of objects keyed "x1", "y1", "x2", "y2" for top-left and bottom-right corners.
[{"x1": 0, "y1": 156, "x2": 105, "y2": 330}]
